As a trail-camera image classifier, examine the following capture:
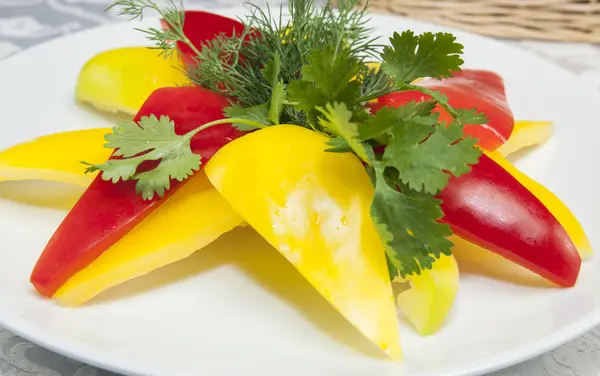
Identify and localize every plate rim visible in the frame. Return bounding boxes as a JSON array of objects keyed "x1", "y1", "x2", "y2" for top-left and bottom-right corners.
[{"x1": 0, "y1": 7, "x2": 599, "y2": 376}]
